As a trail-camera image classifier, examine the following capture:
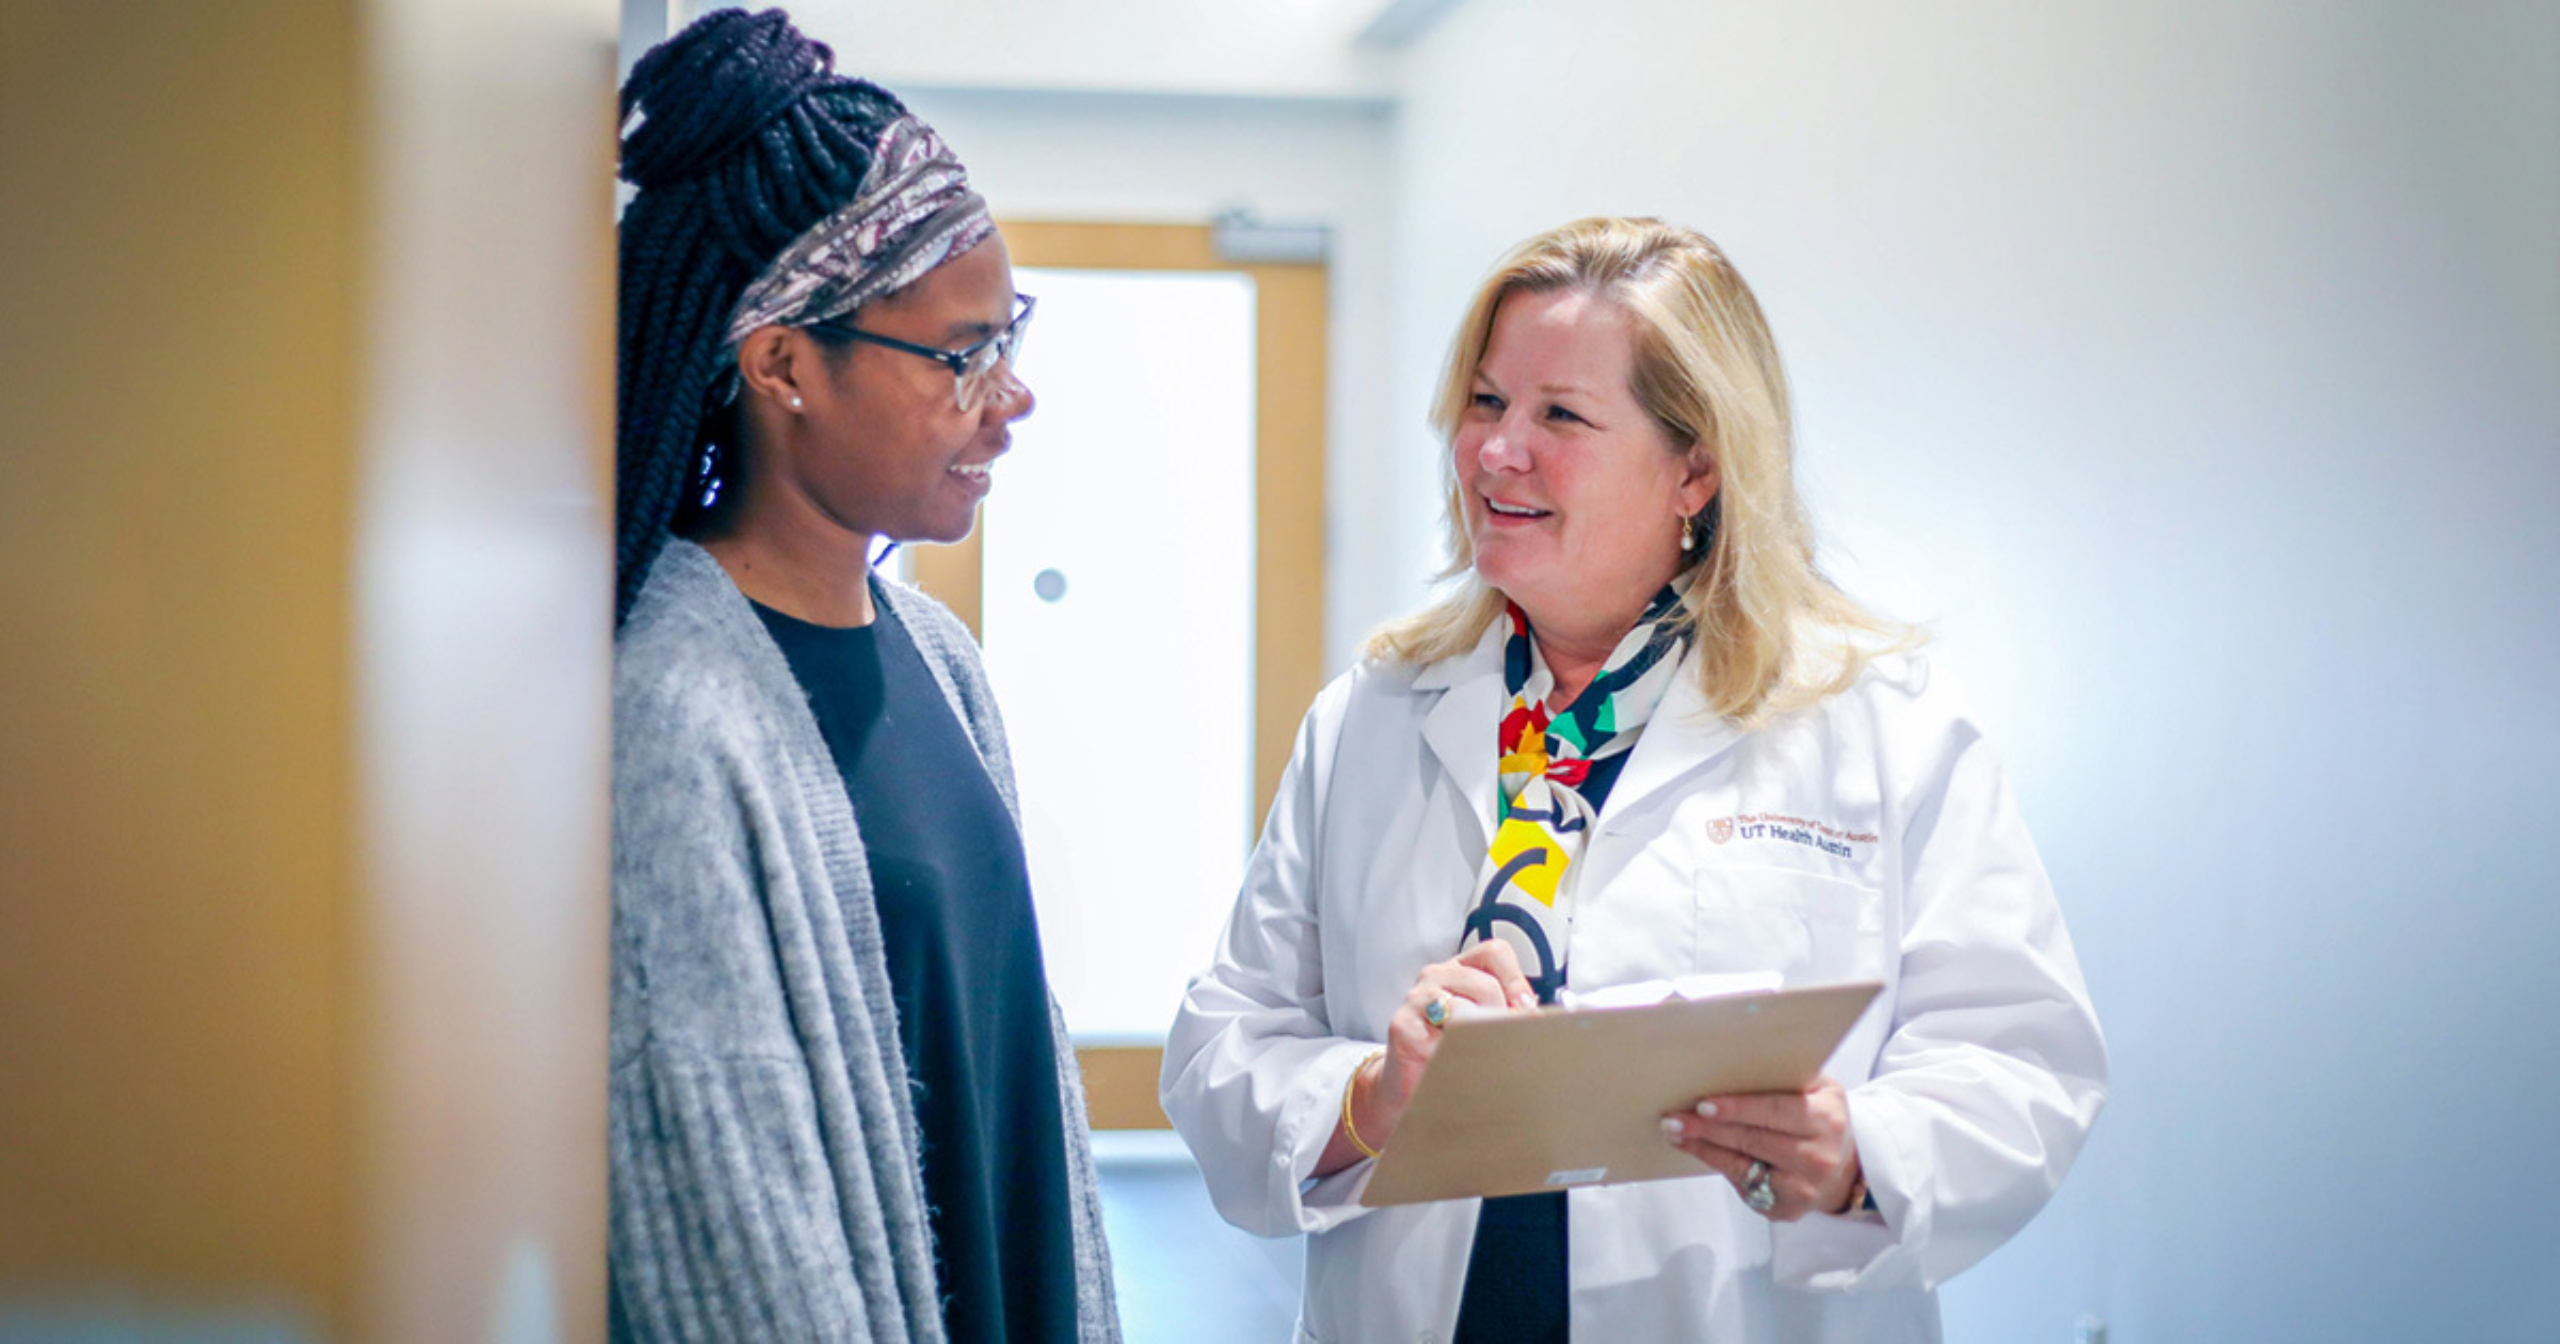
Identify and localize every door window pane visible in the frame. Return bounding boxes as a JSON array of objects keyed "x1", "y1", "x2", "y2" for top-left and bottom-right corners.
[{"x1": 982, "y1": 268, "x2": 1258, "y2": 1043}]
